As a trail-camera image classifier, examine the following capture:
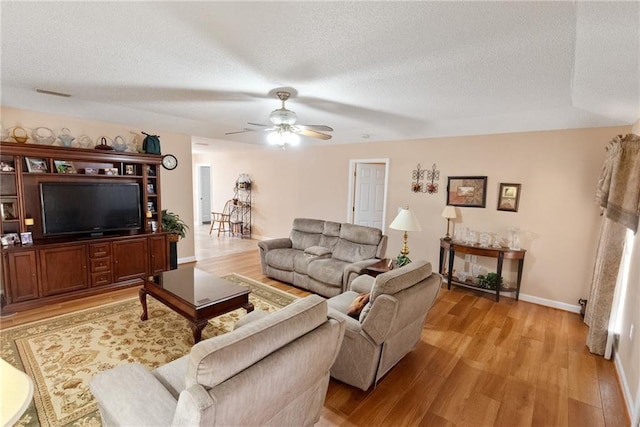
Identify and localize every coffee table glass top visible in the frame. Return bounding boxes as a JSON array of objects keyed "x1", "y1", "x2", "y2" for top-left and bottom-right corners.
[{"x1": 150, "y1": 266, "x2": 249, "y2": 307}]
